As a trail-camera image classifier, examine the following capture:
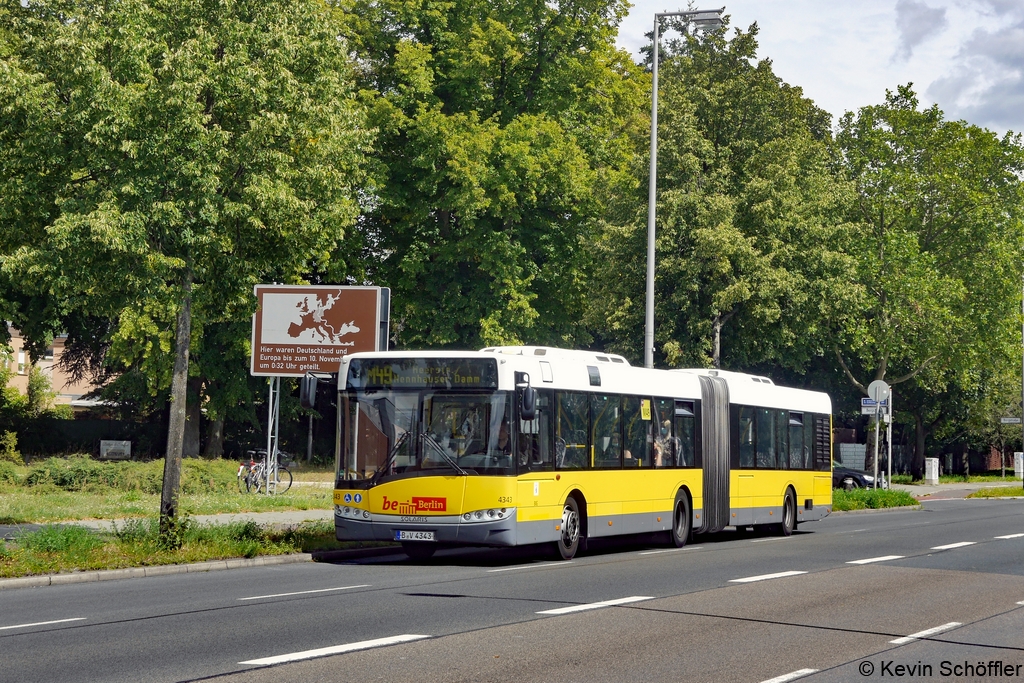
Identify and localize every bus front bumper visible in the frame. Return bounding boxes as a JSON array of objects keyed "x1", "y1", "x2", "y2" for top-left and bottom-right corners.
[{"x1": 335, "y1": 507, "x2": 518, "y2": 546}]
